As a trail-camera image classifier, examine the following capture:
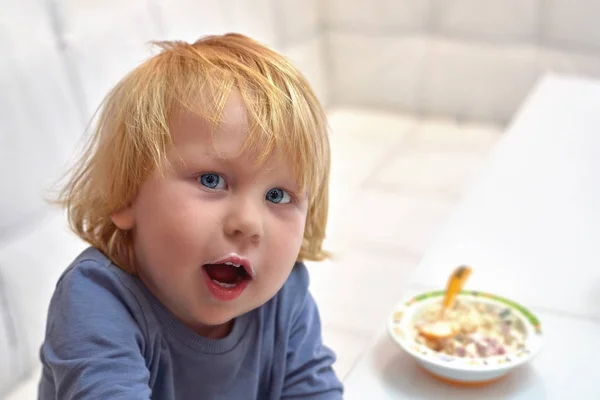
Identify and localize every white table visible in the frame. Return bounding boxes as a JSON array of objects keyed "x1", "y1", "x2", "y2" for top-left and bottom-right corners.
[{"x1": 343, "y1": 73, "x2": 600, "y2": 400}]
